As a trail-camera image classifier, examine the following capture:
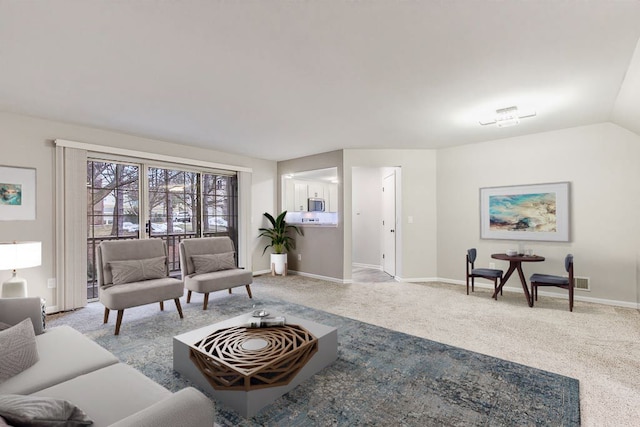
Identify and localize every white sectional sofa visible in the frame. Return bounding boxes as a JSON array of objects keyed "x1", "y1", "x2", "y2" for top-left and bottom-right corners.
[{"x1": 0, "y1": 297, "x2": 215, "y2": 427}]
